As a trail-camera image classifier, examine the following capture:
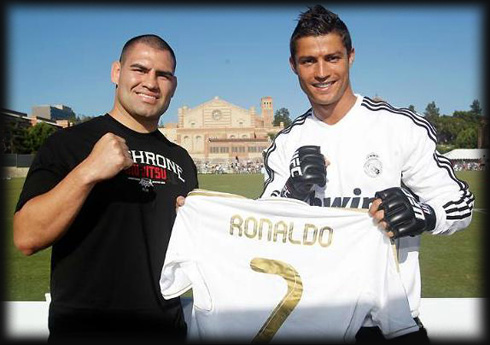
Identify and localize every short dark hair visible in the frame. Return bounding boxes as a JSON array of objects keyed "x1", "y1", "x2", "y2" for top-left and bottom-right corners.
[
  {"x1": 290, "y1": 5, "x2": 352, "y2": 59},
  {"x1": 119, "y1": 34, "x2": 177, "y2": 70}
]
